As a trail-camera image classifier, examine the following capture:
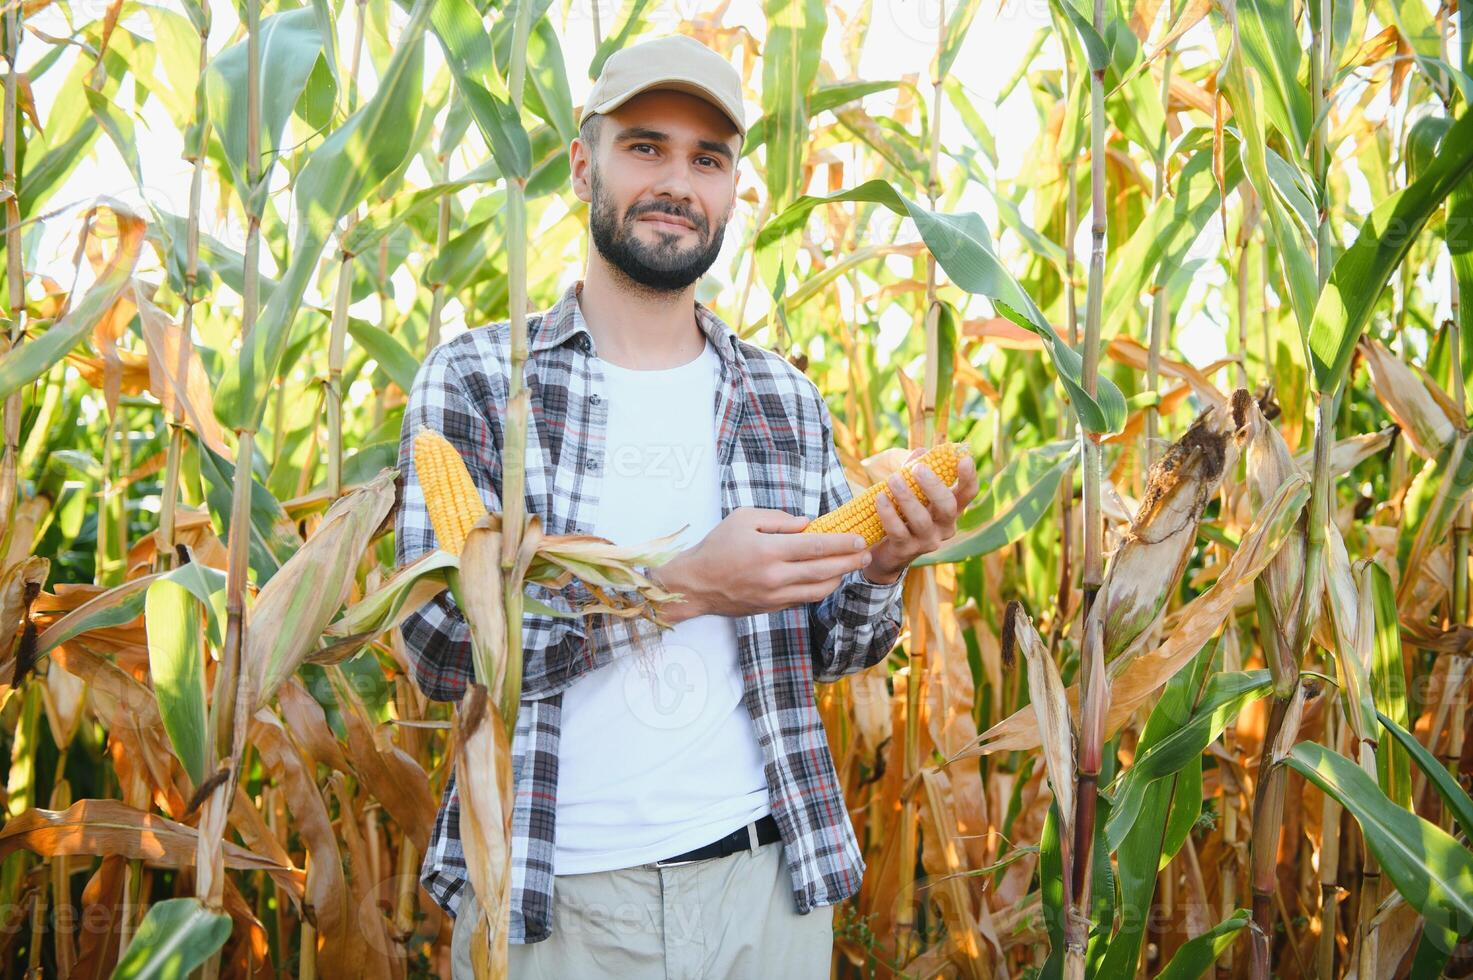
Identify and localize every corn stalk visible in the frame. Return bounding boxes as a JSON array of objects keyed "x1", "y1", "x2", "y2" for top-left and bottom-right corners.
[
  {"x1": 325, "y1": 0, "x2": 370, "y2": 500},
  {"x1": 0, "y1": 0, "x2": 21, "y2": 561},
  {"x1": 156, "y1": 14, "x2": 211, "y2": 574},
  {"x1": 1064, "y1": 1, "x2": 1109, "y2": 975}
]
